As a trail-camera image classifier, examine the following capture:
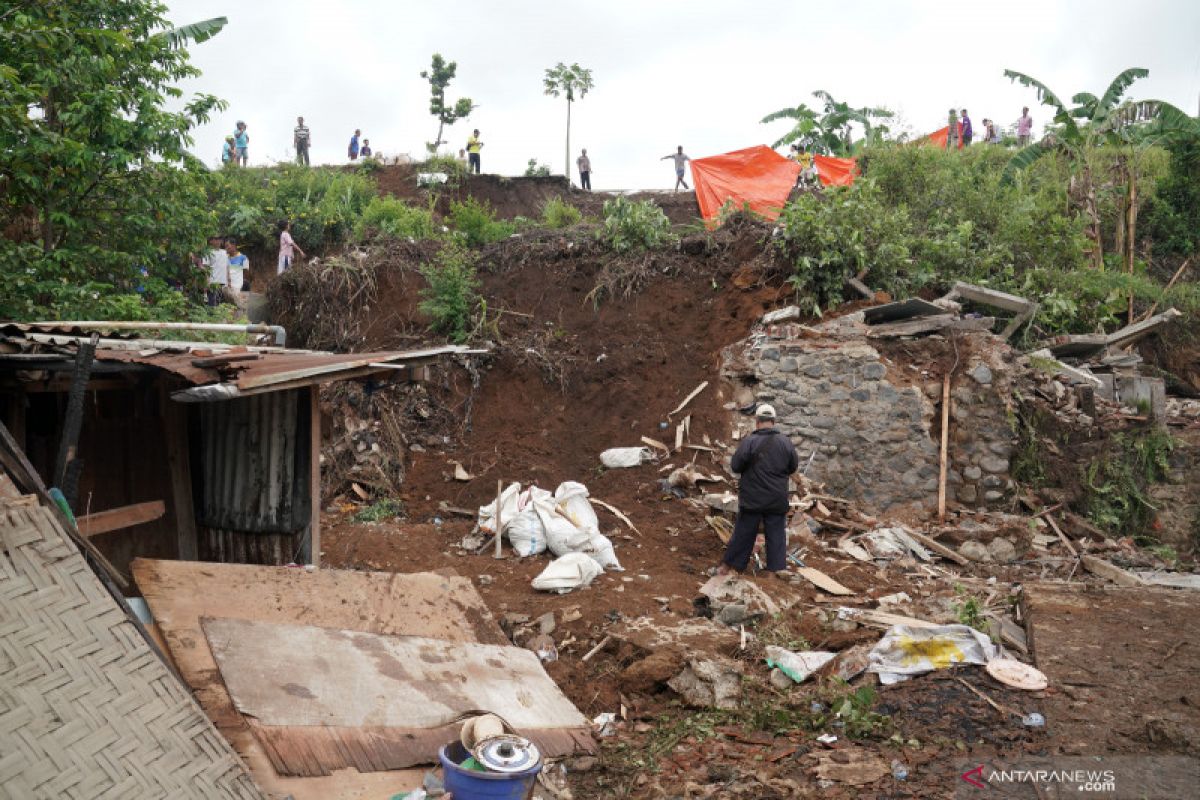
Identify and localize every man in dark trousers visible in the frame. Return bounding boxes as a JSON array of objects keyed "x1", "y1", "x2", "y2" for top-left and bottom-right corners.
[{"x1": 718, "y1": 404, "x2": 798, "y2": 578}]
